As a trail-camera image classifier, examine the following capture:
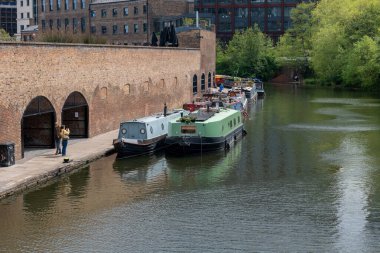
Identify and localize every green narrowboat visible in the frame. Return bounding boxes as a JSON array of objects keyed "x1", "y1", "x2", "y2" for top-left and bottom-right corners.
[{"x1": 165, "y1": 108, "x2": 246, "y2": 155}]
